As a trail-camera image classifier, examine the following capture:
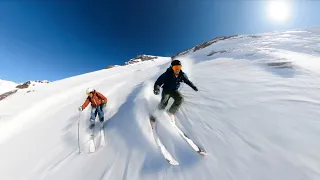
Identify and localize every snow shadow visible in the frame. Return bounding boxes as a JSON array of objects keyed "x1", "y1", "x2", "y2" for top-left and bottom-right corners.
[
  {"x1": 103, "y1": 82, "x2": 165, "y2": 160},
  {"x1": 62, "y1": 102, "x2": 101, "y2": 153},
  {"x1": 63, "y1": 113, "x2": 80, "y2": 148},
  {"x1": 238, "y1": 54, "x2": 297, "y2": 78},
  {"x1": 260, "y1": 61, "x2": 297, "y2": 78},
  {"x1": 135, "y1": 88, "x2": 177, "y2": 173},
  {"x1": 185, "y1": 44, "x2": 299, "y2": 78}
]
